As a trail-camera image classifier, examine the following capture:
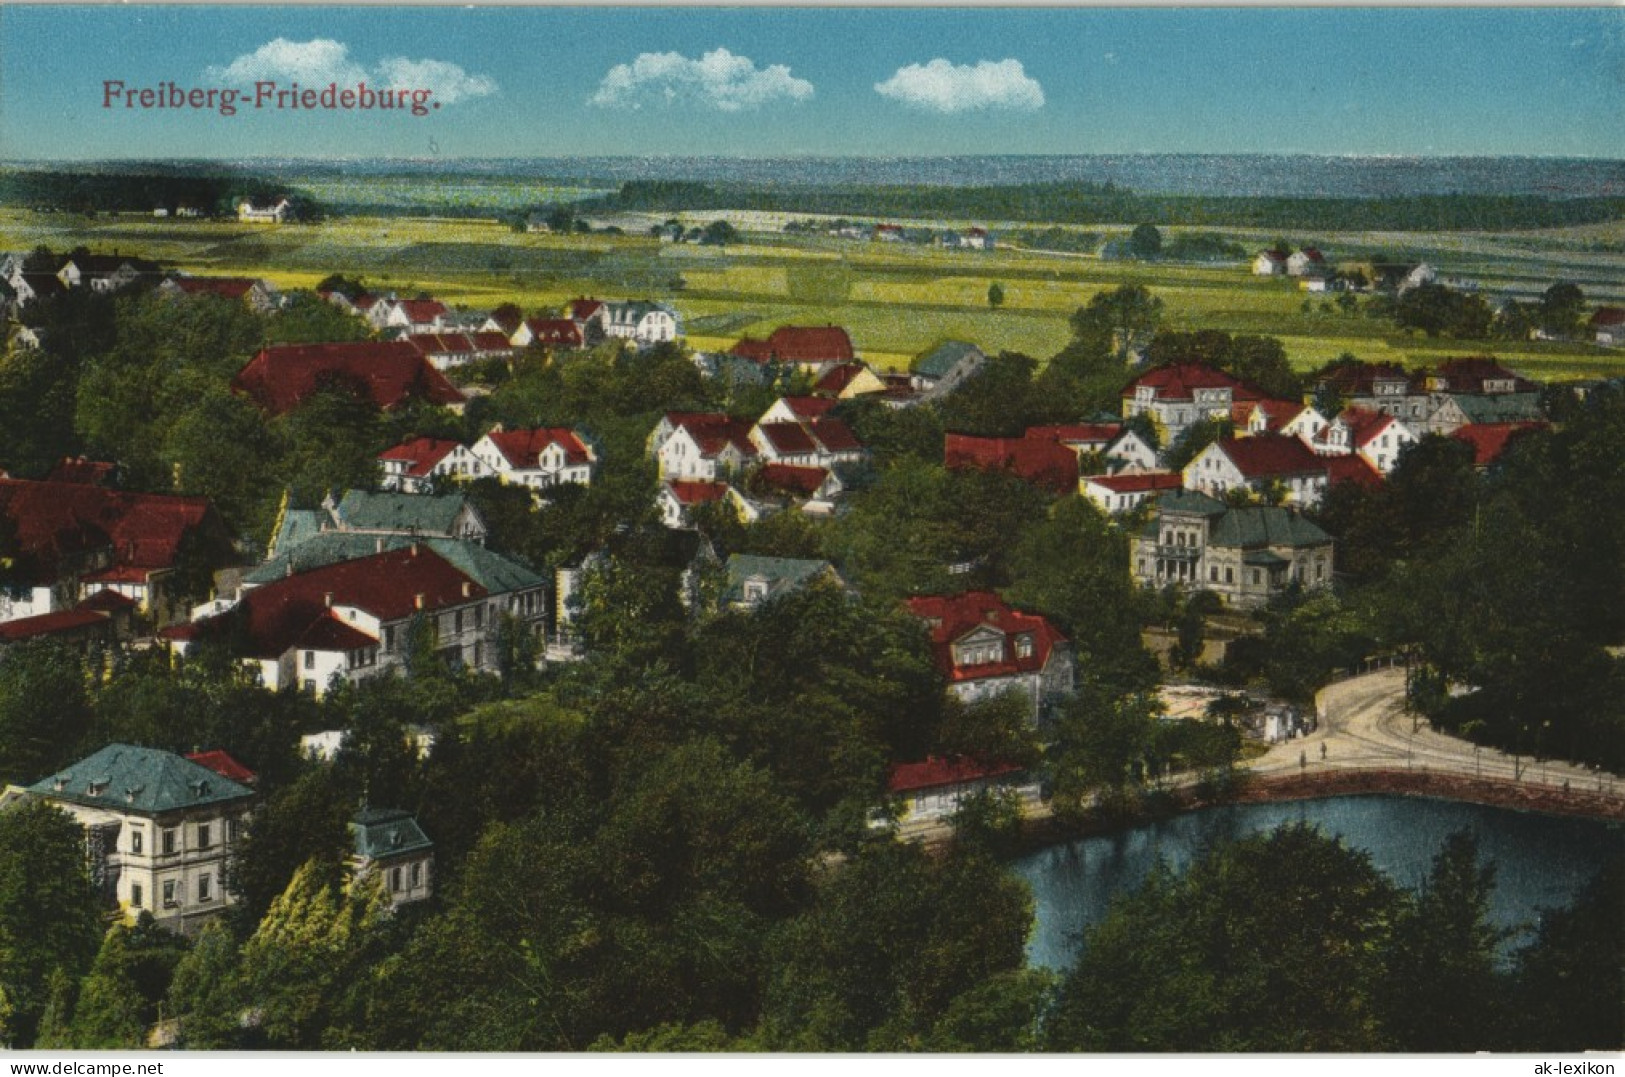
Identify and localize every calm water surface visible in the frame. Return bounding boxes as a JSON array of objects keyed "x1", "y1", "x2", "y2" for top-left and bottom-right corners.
[{"x1": 1013, "y1": 795, "x2": 1624, "y2": 970}]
